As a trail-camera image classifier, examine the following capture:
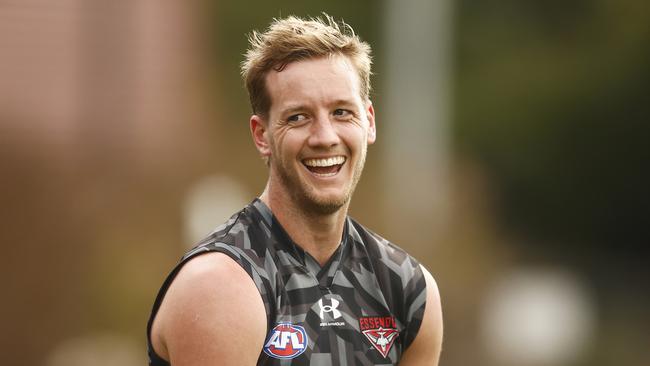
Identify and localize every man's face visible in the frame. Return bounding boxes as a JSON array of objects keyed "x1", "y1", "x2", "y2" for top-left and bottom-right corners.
[{"x1": 255, "y1": 55, "x2": 376, "y2": 214}]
